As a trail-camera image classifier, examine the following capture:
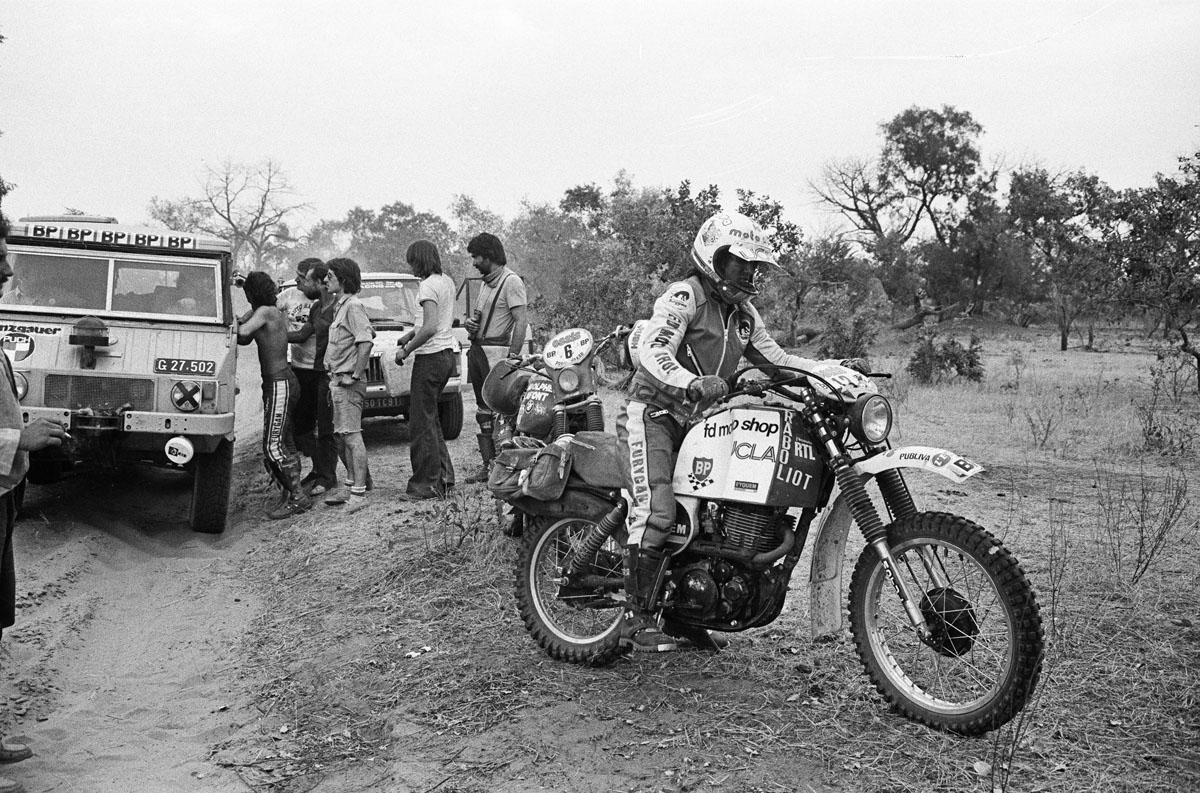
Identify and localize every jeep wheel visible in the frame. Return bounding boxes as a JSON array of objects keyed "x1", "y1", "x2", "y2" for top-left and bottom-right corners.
[
  {"x1": 190, "y1": 438, "x2": 233, "y2": 534},
  {"x1": 439, "y1": 393, "x2": 464, "y2": 441}
]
